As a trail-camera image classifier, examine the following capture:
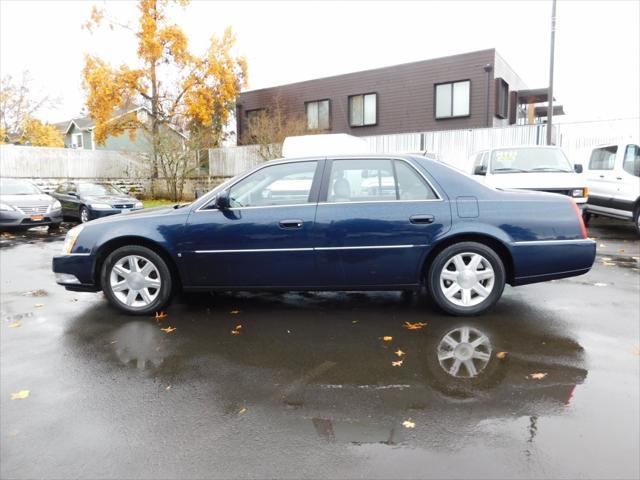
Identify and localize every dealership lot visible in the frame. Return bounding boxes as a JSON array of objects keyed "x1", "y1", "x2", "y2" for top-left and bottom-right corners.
[{"x1": 1, "y1": 218, "x2": 638, "y2": 479}]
